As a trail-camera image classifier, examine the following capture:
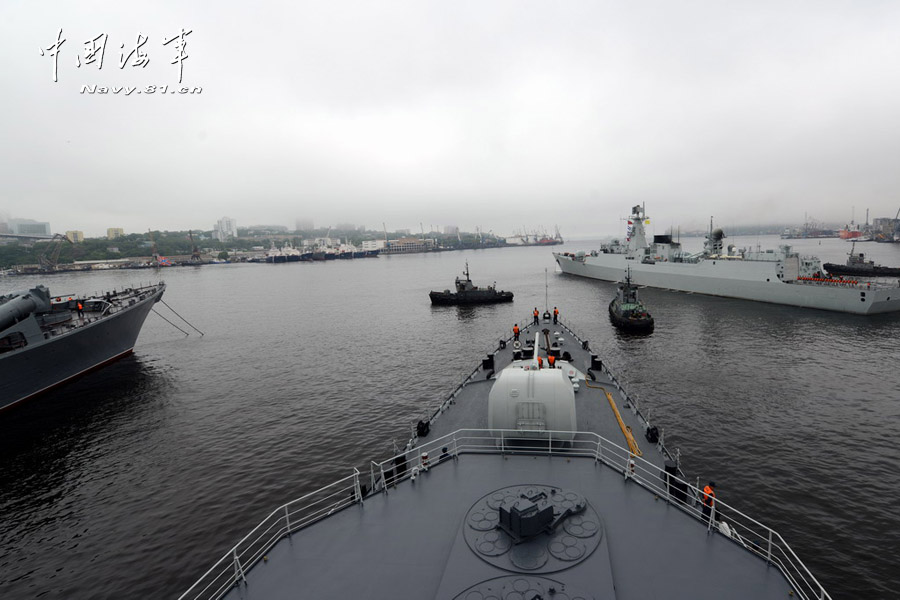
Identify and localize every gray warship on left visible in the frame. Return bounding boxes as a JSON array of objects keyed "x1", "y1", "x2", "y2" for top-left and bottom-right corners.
[{"x1": 0, "y1": 281, "x2": 165, "y2": 411}]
